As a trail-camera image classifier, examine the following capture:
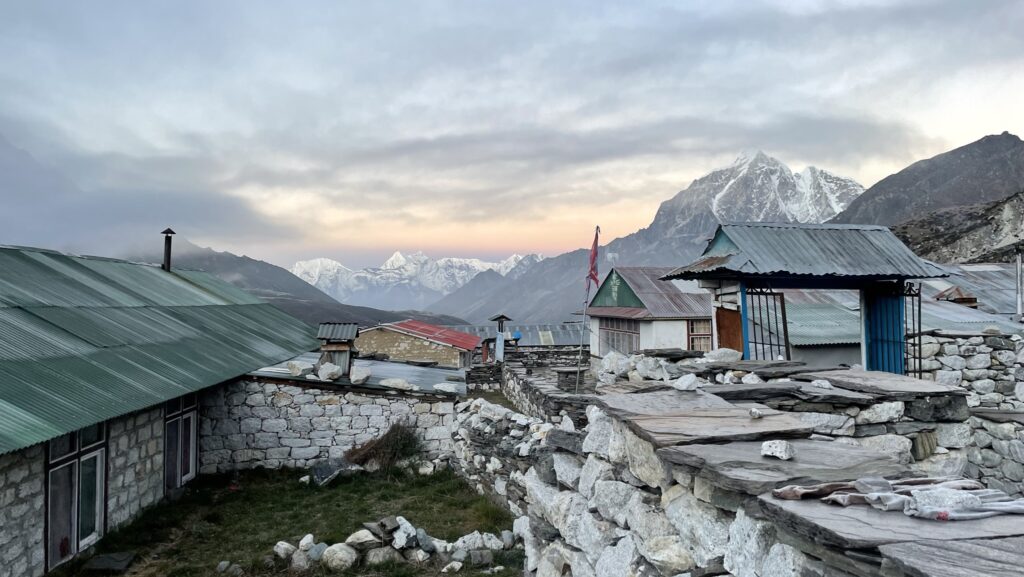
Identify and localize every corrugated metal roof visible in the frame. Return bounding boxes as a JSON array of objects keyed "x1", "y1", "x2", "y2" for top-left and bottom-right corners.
[
  {"x1": 923, "y1": 263, "x2": 1018, "y2": 317},
  {"x1": 367, "y1": 319, "x2": 482, "y2": 351},
  {"x1": 609, "y1": 267, "x2": 712, "y2": 318},
  {"x1": 664, "y1": 223, "x2": 946, "y2": 281},
  {"x1": 584, "y1": 306, "x2": 653, "y2": 320},
  {"x1": 317, "y1": 322, "x2": 360, "y2": 341},
  {"x1": 443, "y1": 323, "x2": 585, "y2": 347},
  {"x1": 250, "y1": 353, "x2": 466, "y2": 395},
  {"x1": 0, "y1": 245, "x2": 318, "y2": 456}
]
